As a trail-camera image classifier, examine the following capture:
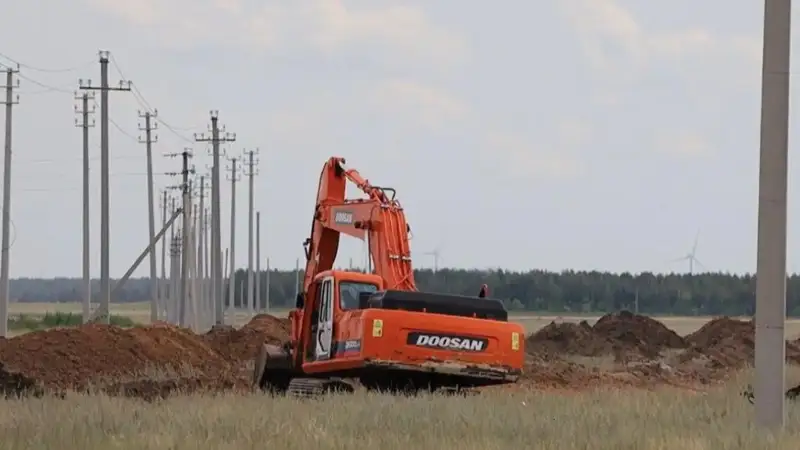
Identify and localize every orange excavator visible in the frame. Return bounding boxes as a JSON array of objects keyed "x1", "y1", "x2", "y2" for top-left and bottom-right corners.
[{"x1": 252, "y1": 157, "x2": 525, "y2": 396}]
